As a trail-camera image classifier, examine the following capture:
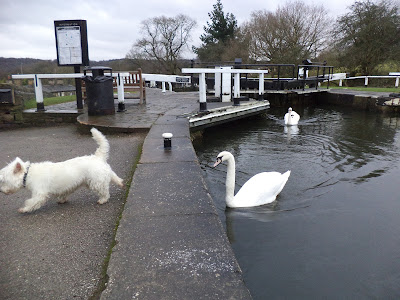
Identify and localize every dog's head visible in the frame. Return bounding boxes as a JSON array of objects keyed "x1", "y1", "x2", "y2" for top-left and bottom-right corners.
[{"x1": 0, "y1": 157, "x2": 27, "y2": 194}]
